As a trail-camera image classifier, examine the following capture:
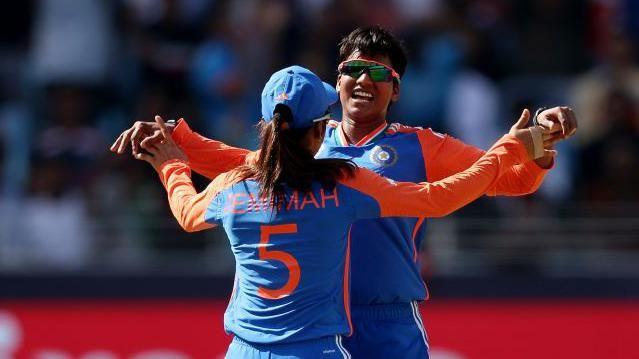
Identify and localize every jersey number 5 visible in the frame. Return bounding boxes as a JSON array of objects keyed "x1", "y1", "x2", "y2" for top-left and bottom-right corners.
[{"x1": 258, "y1": 224, "x2": 300, "y2": 299}]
